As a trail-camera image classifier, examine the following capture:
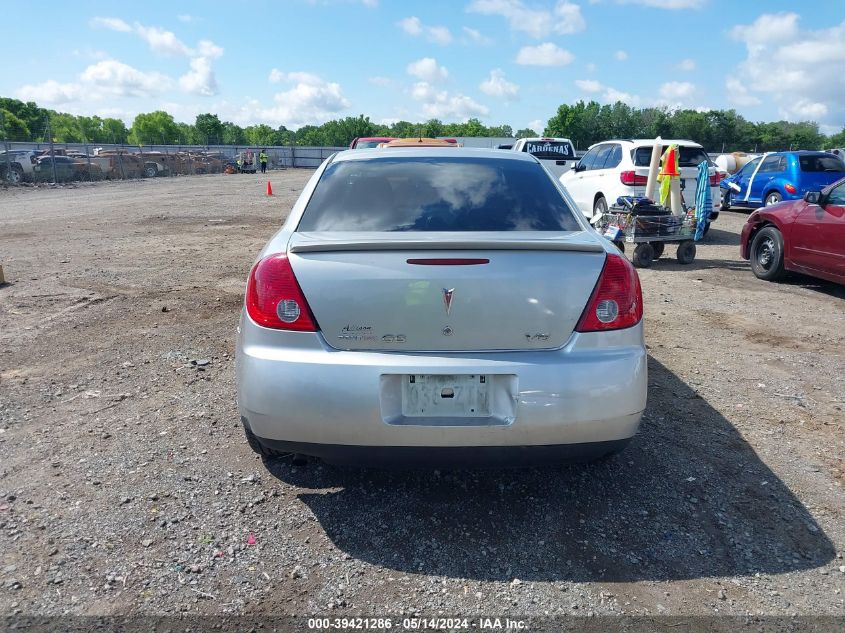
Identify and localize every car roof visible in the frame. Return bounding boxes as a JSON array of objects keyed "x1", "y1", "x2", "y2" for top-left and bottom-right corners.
[
  {"x1": 518, "y1": 136, "x2": 573, "y2": 143},
  {"x1": 332, "y1": 147, "x2": 539, "y2": 163}
]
